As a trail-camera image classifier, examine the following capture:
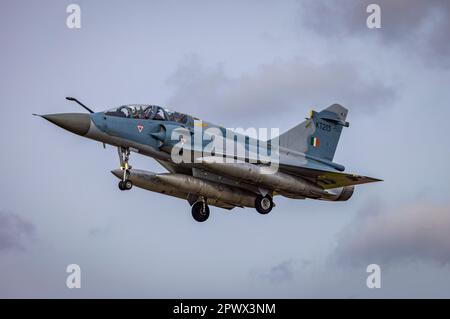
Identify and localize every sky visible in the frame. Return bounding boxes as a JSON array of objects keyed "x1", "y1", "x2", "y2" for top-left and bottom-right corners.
[{"x1": 1, "y1": 0, "x2": 450, "y2": 298}]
